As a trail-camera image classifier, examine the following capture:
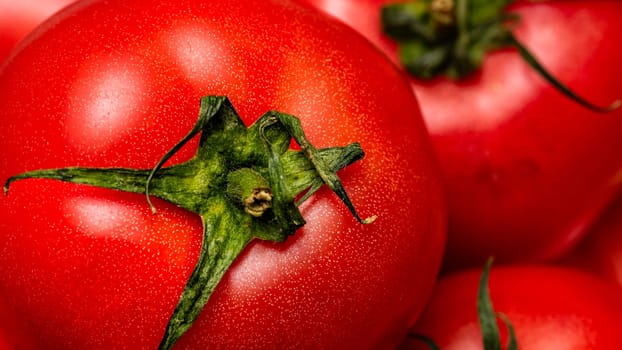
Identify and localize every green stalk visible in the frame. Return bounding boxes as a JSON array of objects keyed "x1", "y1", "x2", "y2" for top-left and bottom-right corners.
[{"x1": 478, "y1": 257, "x2": 518, "y2": 350}]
